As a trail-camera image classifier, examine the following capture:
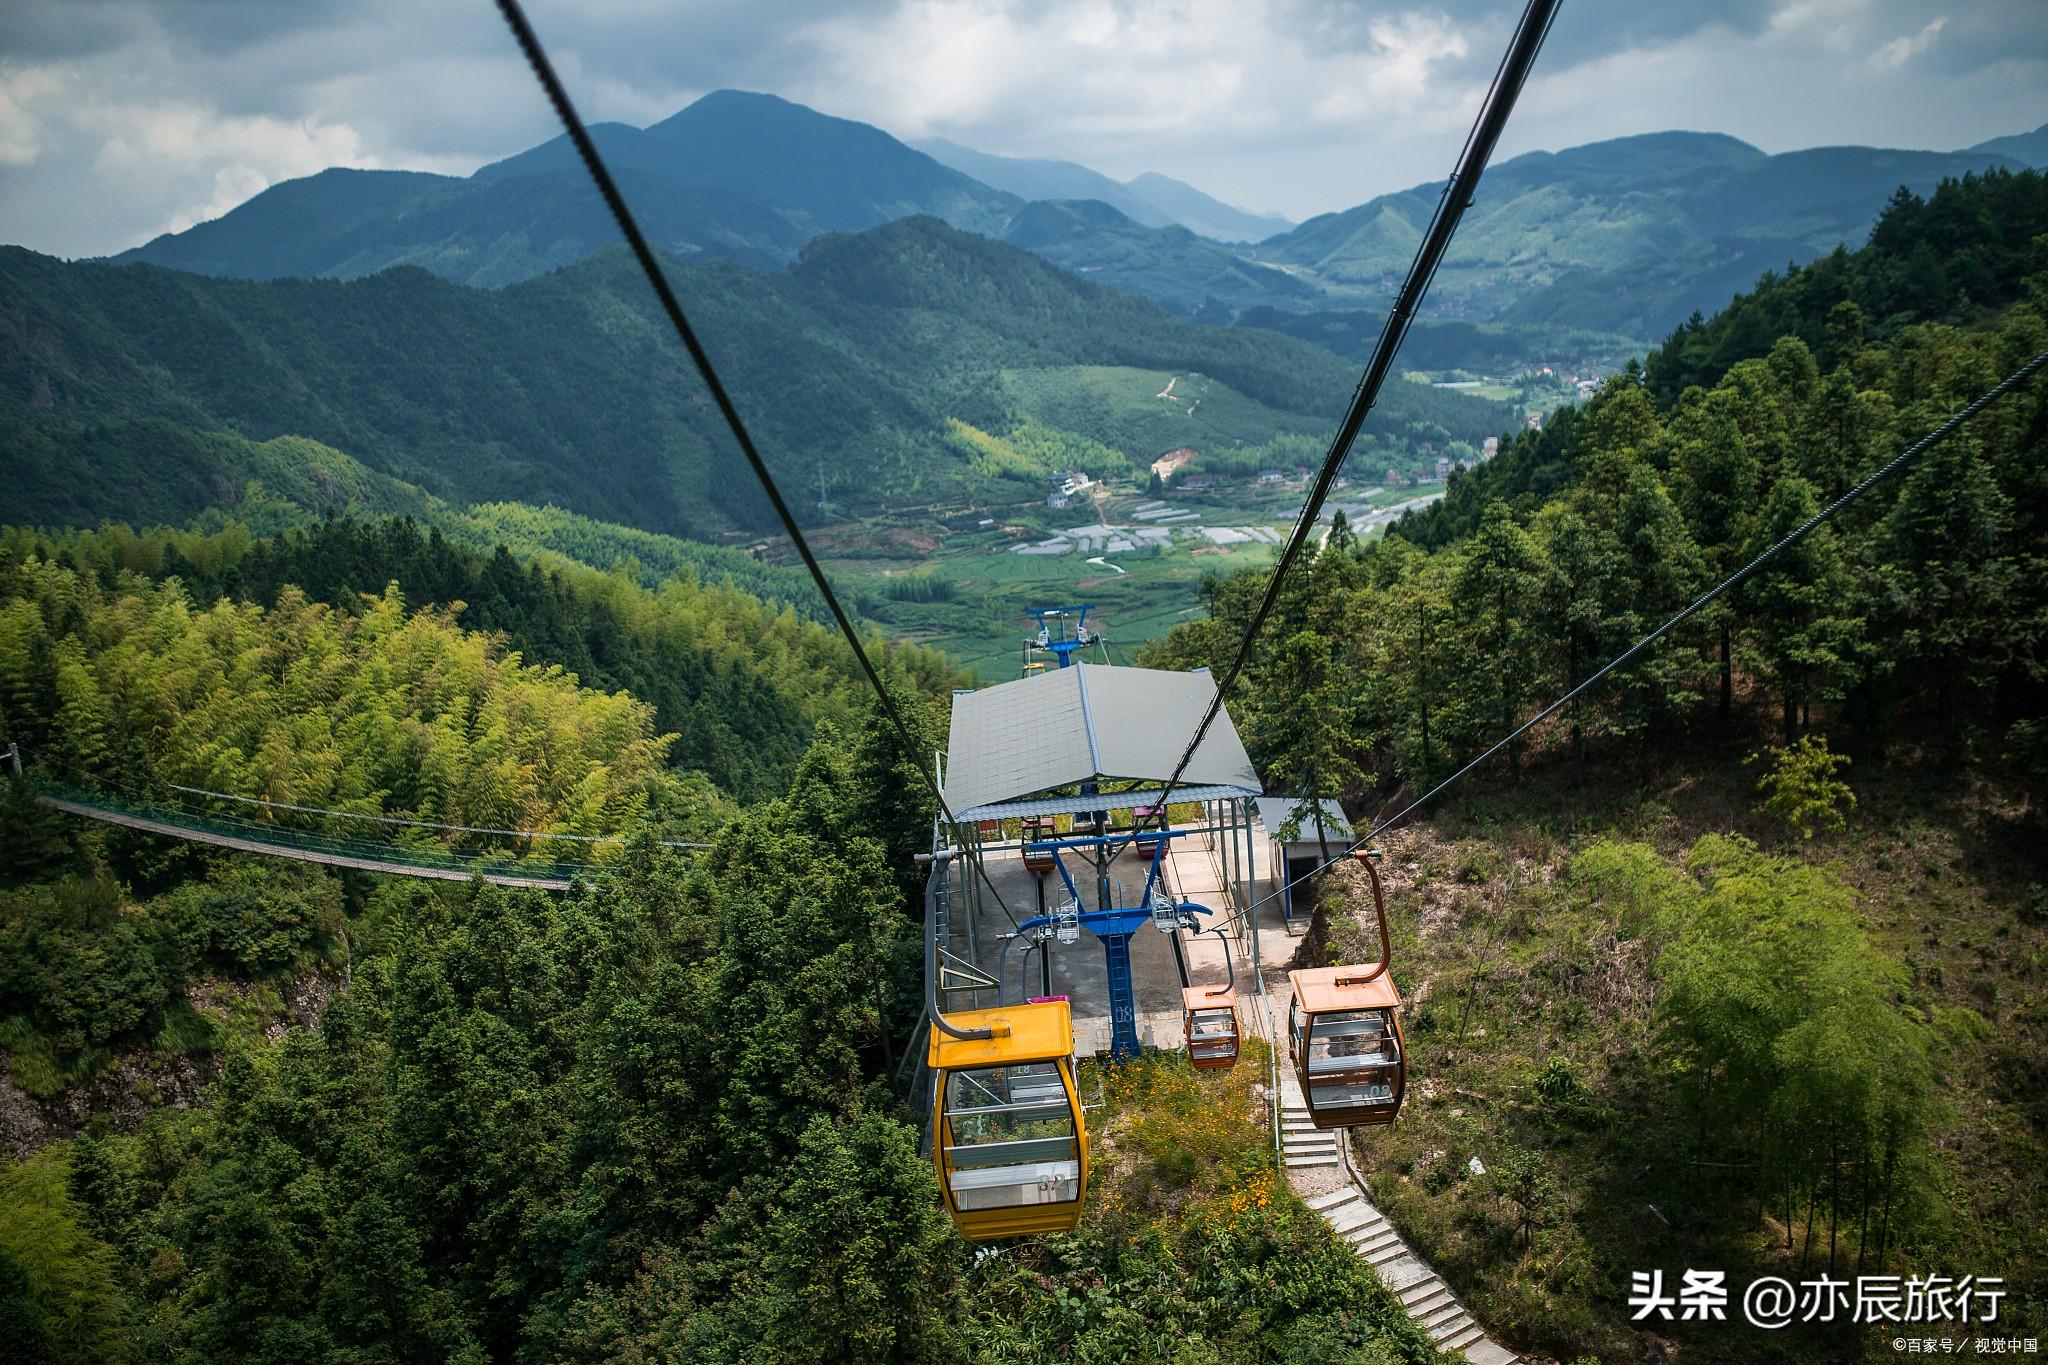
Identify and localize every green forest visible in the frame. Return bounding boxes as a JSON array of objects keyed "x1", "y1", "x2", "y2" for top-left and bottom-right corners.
[{"x1": 0, "y1": 155, "x2": 2043, "y2": 1365}]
